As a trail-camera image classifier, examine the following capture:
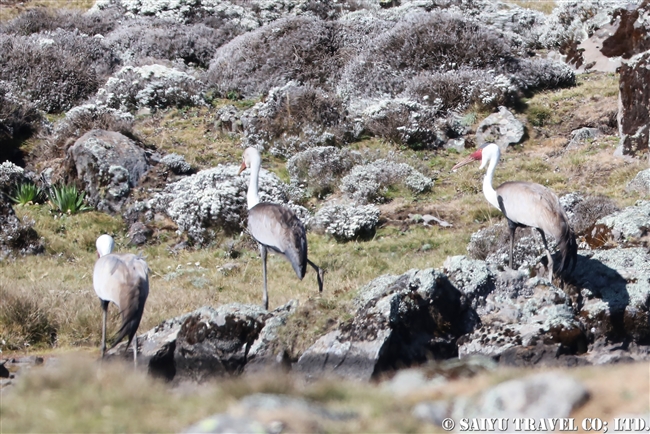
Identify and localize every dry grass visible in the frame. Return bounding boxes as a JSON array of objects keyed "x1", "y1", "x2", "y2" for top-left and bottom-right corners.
[
  {"x1": 0, "y1": 0, "x2": 94, "y2": 22},
  {"x1": 506, "y1": 0, "x2": 556, "y2": 14}
]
